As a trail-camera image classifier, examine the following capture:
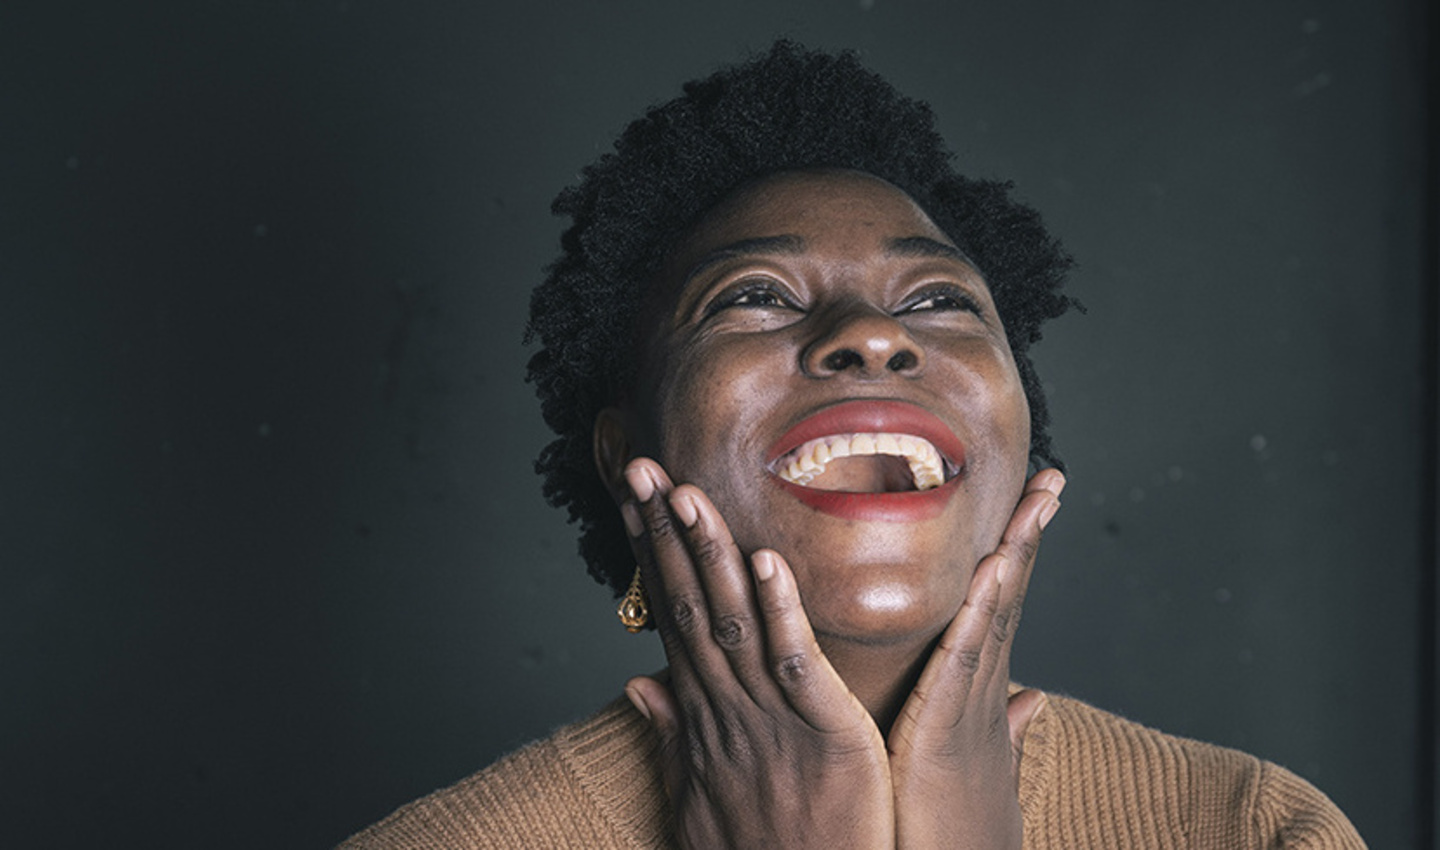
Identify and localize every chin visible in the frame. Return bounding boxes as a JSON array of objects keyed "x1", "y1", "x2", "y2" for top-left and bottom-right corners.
[
  {"x1": 747, "y1": 508, "x2": 979, "y2": 646},
  {"x1": 799, "y1": 577, "x2": 961, "y2": 649}
]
